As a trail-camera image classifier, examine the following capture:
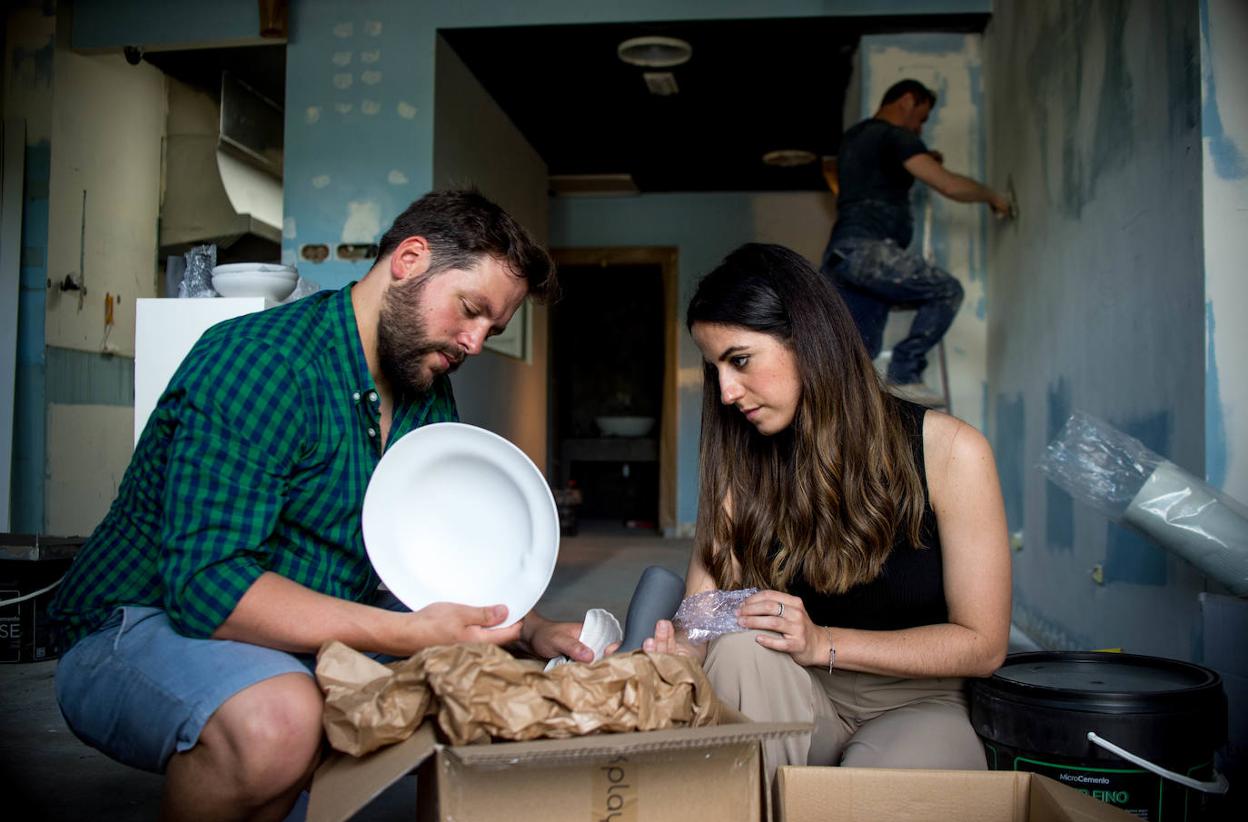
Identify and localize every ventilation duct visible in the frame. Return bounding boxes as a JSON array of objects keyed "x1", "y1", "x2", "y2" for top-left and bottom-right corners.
[{"x1": 160, "y1": 74, "x2": 282, "y2": 255}]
